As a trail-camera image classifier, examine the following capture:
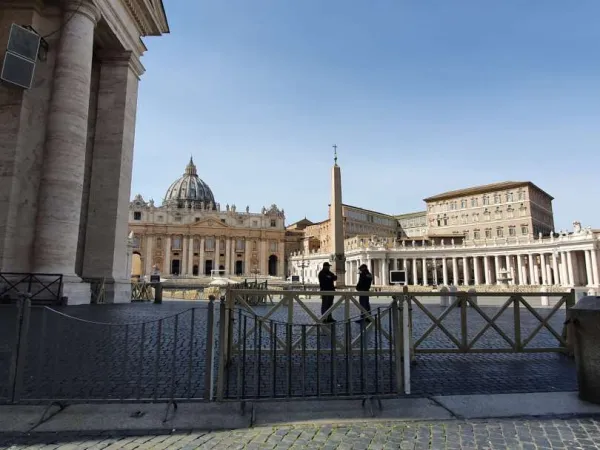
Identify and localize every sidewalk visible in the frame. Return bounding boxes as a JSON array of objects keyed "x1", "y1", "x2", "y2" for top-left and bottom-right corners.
[{"x1": 1, "y1": 392, "x2": 600, "y2": 448}]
